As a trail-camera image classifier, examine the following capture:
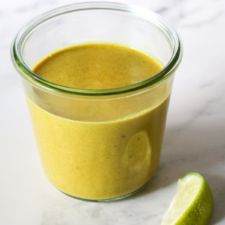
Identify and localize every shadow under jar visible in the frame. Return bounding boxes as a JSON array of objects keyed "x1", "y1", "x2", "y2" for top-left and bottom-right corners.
[{"x1": 11, "y1": 2, "x2": 182, "y2": 201}]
